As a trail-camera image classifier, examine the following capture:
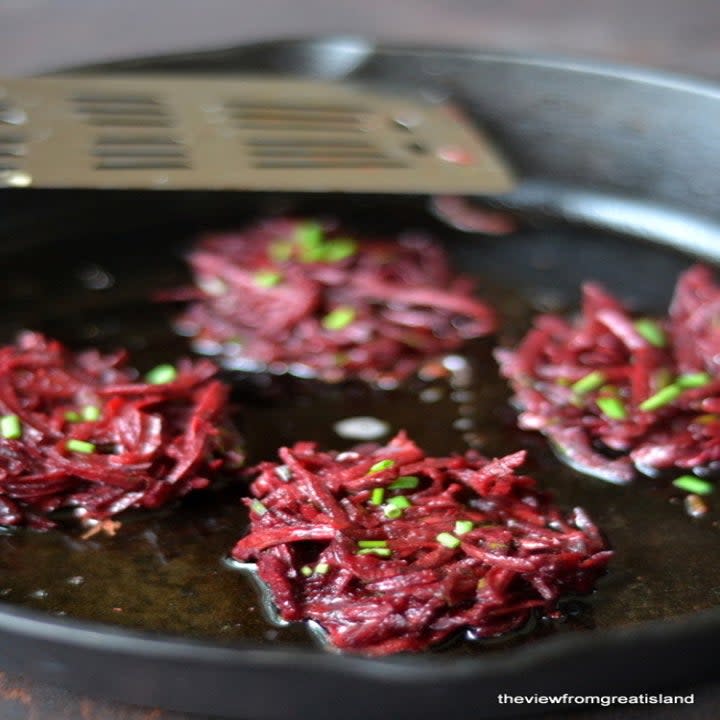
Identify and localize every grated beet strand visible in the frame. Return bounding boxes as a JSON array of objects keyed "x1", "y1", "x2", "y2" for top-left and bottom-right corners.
[
  {"x1": 0, "y1": 332, "x2": 242, "y2": 529},
  {"x1": 497, "y1": 264, "x2": 720, "y2": 484},
  {"x1": 172, "y1": 218, "x2": 496, "y2": 385},
  {"x1": 232, "y1": 432, "x2": 611, "y2": 655}
]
